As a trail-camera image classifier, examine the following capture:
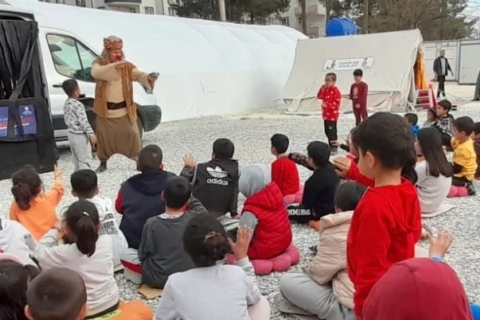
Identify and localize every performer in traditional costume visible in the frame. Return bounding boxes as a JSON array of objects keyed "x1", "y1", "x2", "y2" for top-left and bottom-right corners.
[{"x1": 91, "y1": 36, "x2": 158, "y2": 173}]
